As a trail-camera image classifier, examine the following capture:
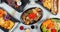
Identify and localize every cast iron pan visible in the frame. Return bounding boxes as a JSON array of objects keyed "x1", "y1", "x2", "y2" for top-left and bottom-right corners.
[{"x1": 20, "y1": 7, "x2": 43, "y2": 25}]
